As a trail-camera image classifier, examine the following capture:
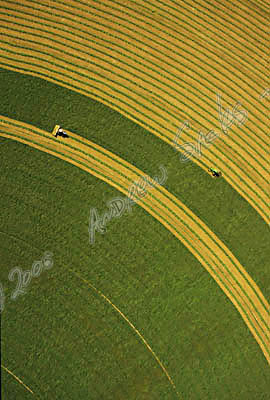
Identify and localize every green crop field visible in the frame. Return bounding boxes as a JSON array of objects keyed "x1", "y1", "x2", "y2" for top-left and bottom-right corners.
[{"x1": 1, "y1": 68, "x2": 269, "y2": 399}]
